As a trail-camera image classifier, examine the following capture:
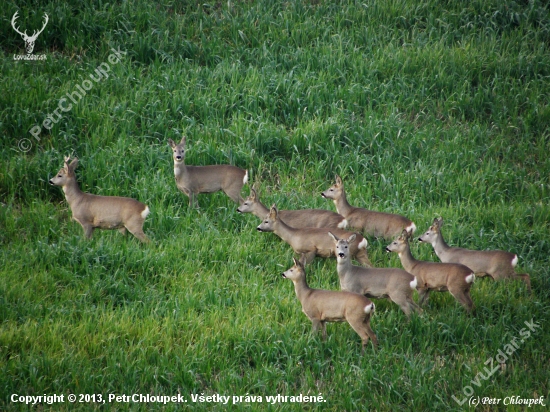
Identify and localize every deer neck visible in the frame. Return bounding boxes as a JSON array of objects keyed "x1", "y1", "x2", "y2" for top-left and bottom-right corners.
[
  {"x1": 336, "y1": 256, "x2": 354, "y2": 280},
  {"x1": 62, "y1": 178, "x2": 84, "y2": 207},
  {"x1": 432, "y1": 231, "x2": 451, "y2": 258},
  {"x1": 334, "y1": 190, "x2": 353, "y2": 217},
  {"x1": 173, "y1": 160, "x2": 188, "y2": 179},
  {"x1": 293, "y1": 276, "x2": 312, "y2": 302},
  {"x1": 272, "y1": 219, "x2": 298, "y2": 245},
  {"x1": 252, "y1": 201, "x2": 270, "y2": 220},
  {"x1": 397, "y1": 243, "x2": 419, "y2": 273}
]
